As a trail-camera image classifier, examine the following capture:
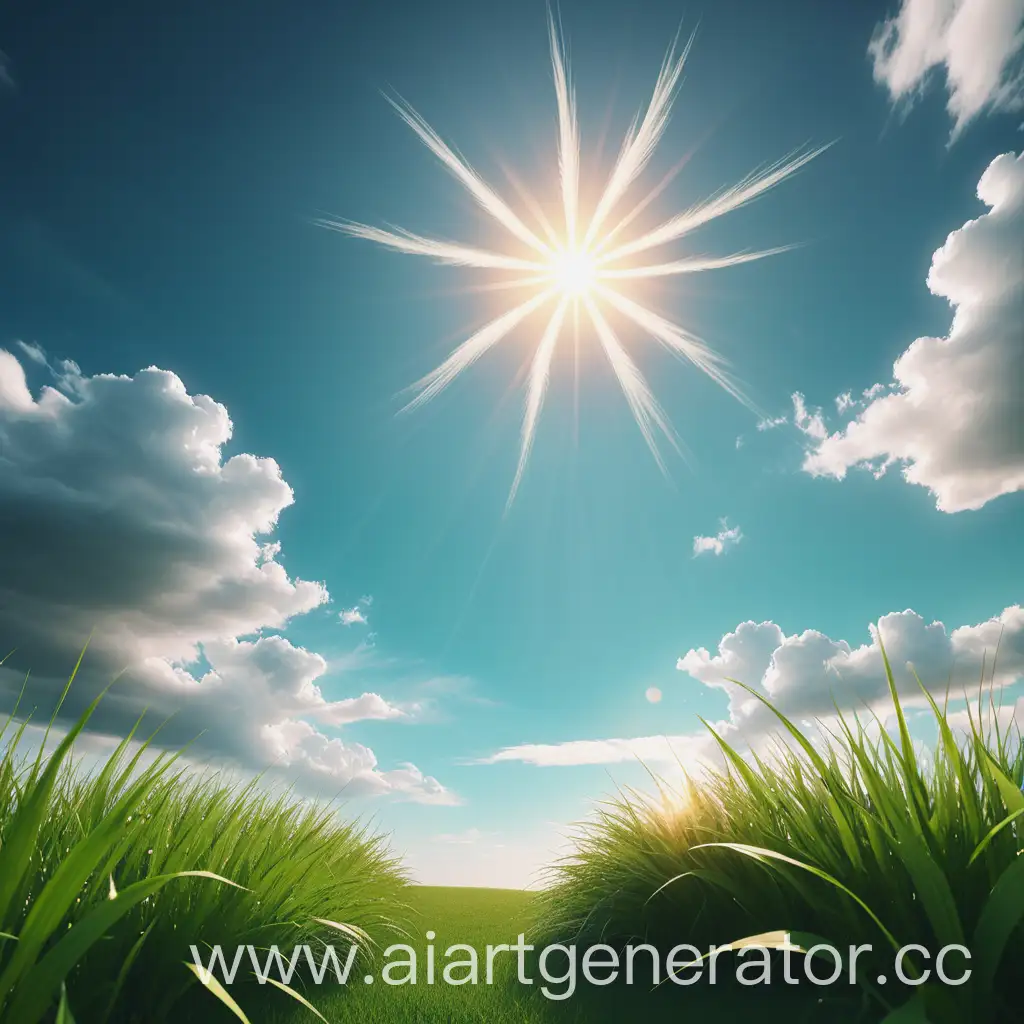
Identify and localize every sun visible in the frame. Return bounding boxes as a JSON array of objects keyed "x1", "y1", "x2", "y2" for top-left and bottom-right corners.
[
  {"x1": 550, "y1": 245, "x2": 597, "y2": 297},
  {"x1": 320, "y1": 14, "x2": 827, "y2": 503}
]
